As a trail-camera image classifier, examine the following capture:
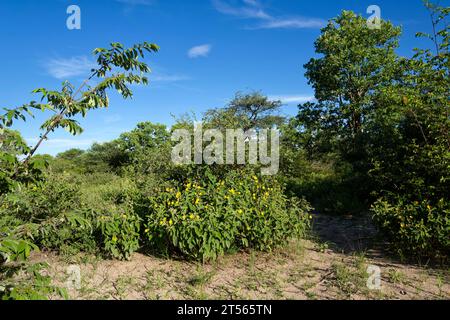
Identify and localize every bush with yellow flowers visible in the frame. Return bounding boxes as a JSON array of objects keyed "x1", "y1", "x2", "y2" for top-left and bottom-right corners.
[
  {"x1": 96, "y1": 211, "x2": 141, "y2": 261},
  {"x1": 372, "y1": 196, "x2": 449, "y2": 259},
  {"x1": 141, "y1": 168, "x2": 312, "y2": 261}
]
